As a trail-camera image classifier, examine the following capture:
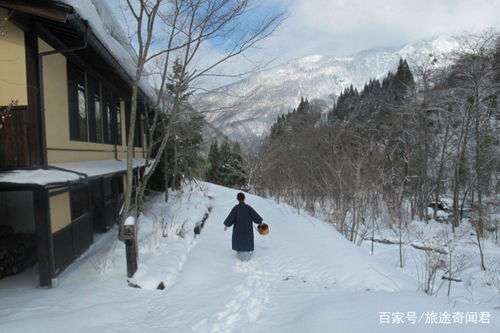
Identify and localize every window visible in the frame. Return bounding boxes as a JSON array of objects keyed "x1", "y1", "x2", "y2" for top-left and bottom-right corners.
[
  {"x1": 101, "y1": 89, "x2": 115, "y2": 145},
  {"x1": 103, "y1": 177, "x2": 114, "y2": 201},
  {"x1": 115, "y1": 100, "x2": 122, "y2": 145},
  {"x1": 77, "y1": 84, "x2": 87, "y2": 138},
  {"x1": 88, "y1": 77, "x2": 103, "y2": 143},
  {"x1": 115, "y1": 175, "x2": 124, "y2": 195},
  {"x1": 70, "y1": 187, "x2": 89, "y2": 220},
  {"x1": 68, "y1": 63, "x2": 88, "y2": 141},
  {"x1": 68, "y1": 66, "x2": 123, "y2": 145},
  {"x1": 112, "y1": 175, "x2": 124, "y2": 204},
  {"x1": 101, "y1": 89, "x2": 123, "y2": 145},
  {"x1": 95, "y1": 94, "x2": 102, "y2": 142},
  {"x1": 125, "y1": 101, "x2": 144, "y2": 148},
  {"x1": 134, "y1": 104, "x2": 144, "y2": 148},
  {"x1": 134, "y1": 117, "x2": 142, "y2": 148},
  {"x1": 141, "y1": 118, "x2": 146, "y2": 147},
  {"x1": 106, "y1": 102, "x2": 113, "y2": 144}
]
